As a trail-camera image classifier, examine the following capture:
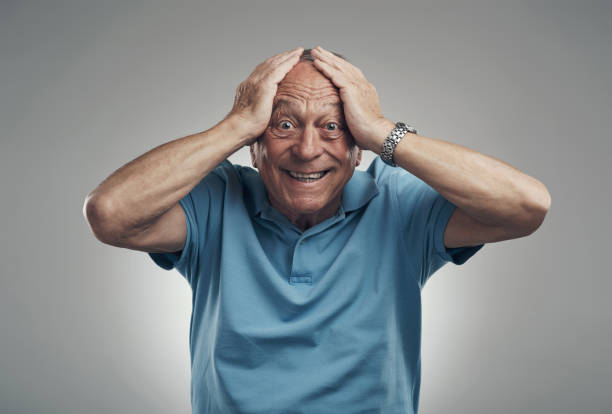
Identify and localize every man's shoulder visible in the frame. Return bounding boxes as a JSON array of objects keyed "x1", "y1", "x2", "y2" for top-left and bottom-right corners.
[
  {"x1": 198, "y1": 160, "x2": 257, "y2": 188},
  {"x1": 363, "y1": 156, "x2": 419, "y2": 188},
  {"x1": 186, "y1": 160, "x2": 249, "y2": 202},
  {"x1": 358, "y1": 156, "x2": 437, "y2": 209},
  {"x1": 209, "y1": 159, "x2": 241, "y2": 180}
]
